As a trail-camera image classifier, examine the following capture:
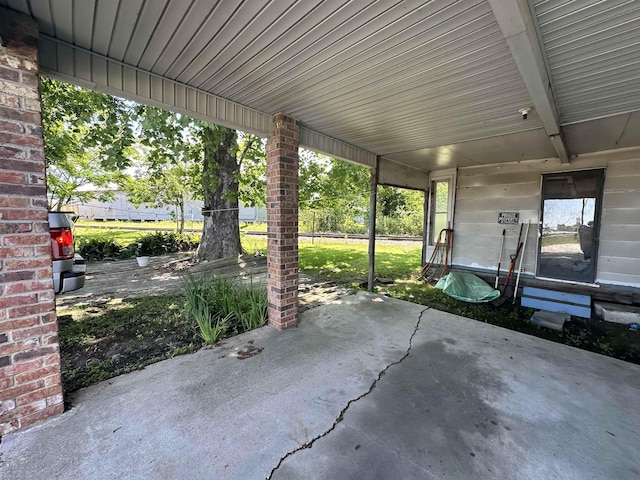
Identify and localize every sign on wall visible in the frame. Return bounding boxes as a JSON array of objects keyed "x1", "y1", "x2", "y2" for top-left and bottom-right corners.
[{"x1": 498, "y1": 212, "x2": 519, "y2": 224}]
